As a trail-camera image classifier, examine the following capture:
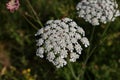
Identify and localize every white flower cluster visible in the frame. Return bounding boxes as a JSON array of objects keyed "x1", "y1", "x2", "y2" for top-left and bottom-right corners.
[
  {"x1": 76, "y1": 0, "x2": 120, "y2": 26},
  {"x1": 35, "y1": 18, "x2": 89, "y2": 68}
]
